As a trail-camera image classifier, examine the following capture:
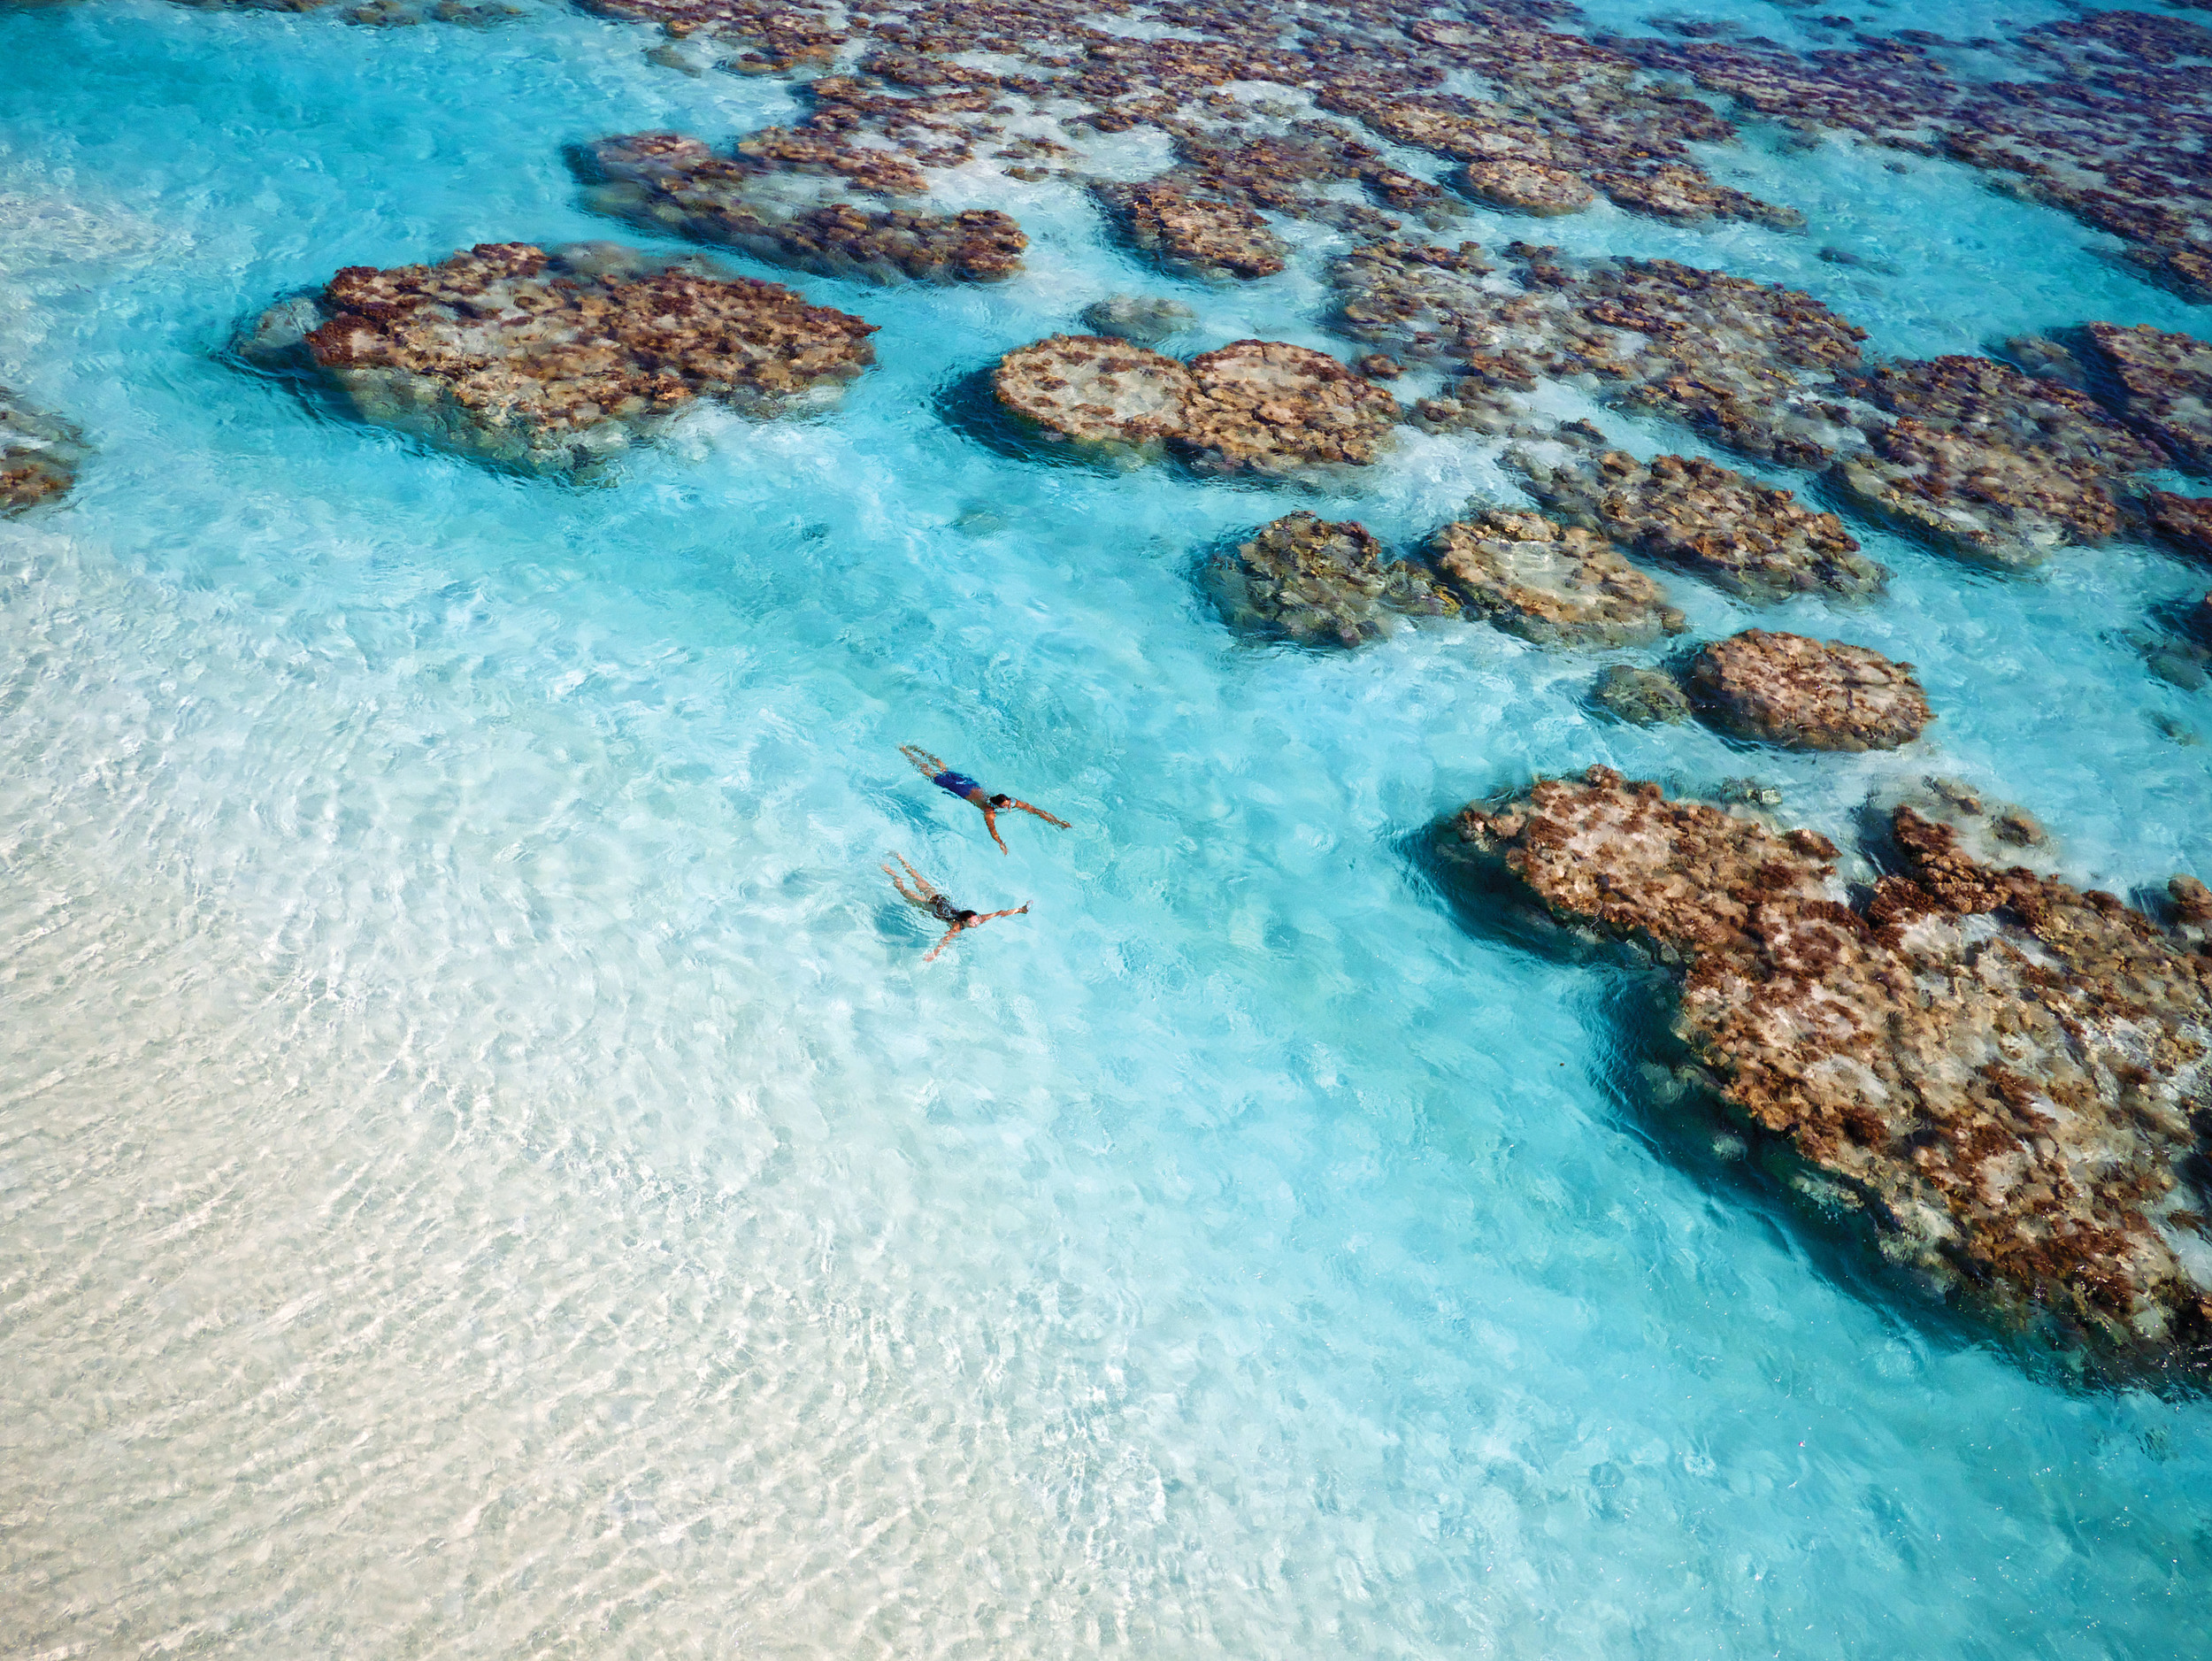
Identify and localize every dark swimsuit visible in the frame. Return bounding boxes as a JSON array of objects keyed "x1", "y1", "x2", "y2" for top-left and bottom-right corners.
[
  {"x1": 931, "y1": 769, "x2": 987, "y2": 803},
  {"x1": 928, "y1": 895, "x2": 969, "y2": 924}
]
